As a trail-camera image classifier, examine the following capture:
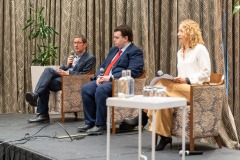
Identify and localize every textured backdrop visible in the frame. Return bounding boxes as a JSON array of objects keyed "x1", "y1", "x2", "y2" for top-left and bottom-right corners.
[{"x1": 0, "y1": 0, "x2": 239, "y2": 148}]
